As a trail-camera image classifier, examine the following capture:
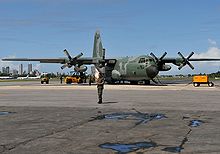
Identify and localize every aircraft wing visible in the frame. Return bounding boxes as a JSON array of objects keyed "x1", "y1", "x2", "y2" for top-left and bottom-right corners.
[
  {"x1": 188, "y1": 58, "x2": 220, "y2": 61},
  {"x1": 161, "y1": 57, "x2": 220, "y2": 70},
  {"x1": 150, "y1": 52, "x2": 220, "y2": 70},
  {"x1": 2, "y1": 58, "x2": 67, "y2": 64},
  {"x1": 161, "y1": 58, "x2": 220, "y2": 63},
  {"x1": 2, "y1": 56, "x2": 113, "y2": 66},
  {"x1": 2, "y1": 55, "x2": 117, "y2": 64},
  {"x1": 1, "y1": 57, "x2": 98, "y2": 64}
]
